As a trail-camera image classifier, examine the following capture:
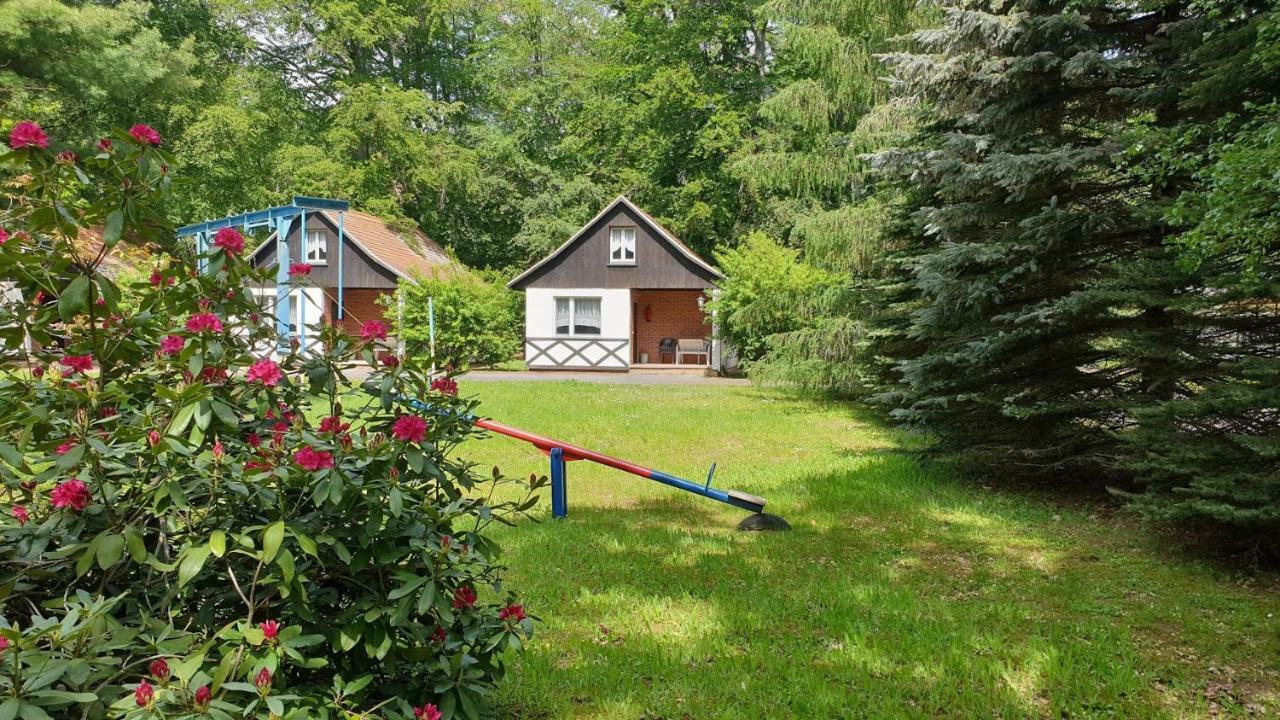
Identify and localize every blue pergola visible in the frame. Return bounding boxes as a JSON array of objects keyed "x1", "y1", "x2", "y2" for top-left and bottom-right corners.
[{"x1": 177, "y1": 197, "x2": 351, "y2": 351}]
